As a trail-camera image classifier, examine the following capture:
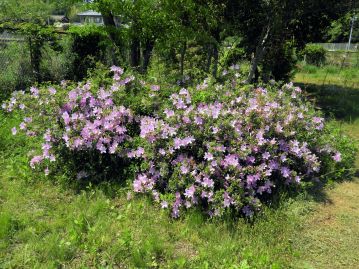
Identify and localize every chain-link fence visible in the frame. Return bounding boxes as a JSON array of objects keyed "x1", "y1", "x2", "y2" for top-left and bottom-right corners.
[{"x1": 313, "y1": 43, "x2": 359, "y2": 67}]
